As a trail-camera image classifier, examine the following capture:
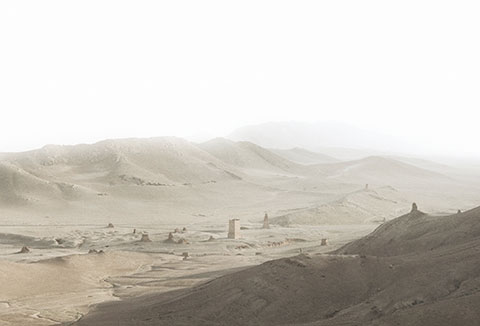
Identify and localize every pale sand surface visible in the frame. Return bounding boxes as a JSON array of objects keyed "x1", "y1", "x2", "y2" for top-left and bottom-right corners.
[{"x1": 0, "y1": 223, "x2": 375, "y2": 325}]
